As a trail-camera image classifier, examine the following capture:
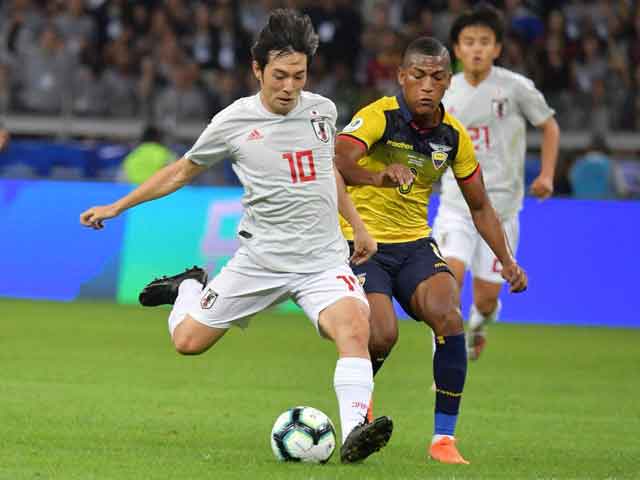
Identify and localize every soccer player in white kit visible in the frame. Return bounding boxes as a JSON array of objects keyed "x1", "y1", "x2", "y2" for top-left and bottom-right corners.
[
  {"x1": 80, "y1": 9, "x2": 393, "y2": 463},
  {"x1": 433, "y1": 5, "x2": 560, "y2": 359}
]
